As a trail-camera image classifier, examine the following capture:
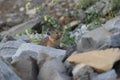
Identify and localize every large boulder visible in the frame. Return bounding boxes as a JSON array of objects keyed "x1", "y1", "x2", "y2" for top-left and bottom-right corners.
[
  {"x1": 12, "y1": 43, "x2": 66, "y2": 61},
  {"x1": 77, "y1": 27, "x2": 111, "y2": 52},
  {"x1": 0, "y1": 57, "x2": 22, "y2": 80},
  {"x1": 38, "y1": 58, "x2": 72, "y2": 80},
  {"x1": 0, "y1": 40, "x2": 25, "y2": 59},
  {"x1": 67, "y1": 48, "x2": 120, "y2": 73},
  {"x1": 12, "y1": 53, "x2": 38, "y2": 80},
  {"x1": 1, "y1": 17, "x2": 41, "y2": 37},
  {"x1": 77, "y1": 16, "x2": 120, "y2": 52},
  {"x1": 104, "y1": 16, "x2": 120, "y2": 33}
]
